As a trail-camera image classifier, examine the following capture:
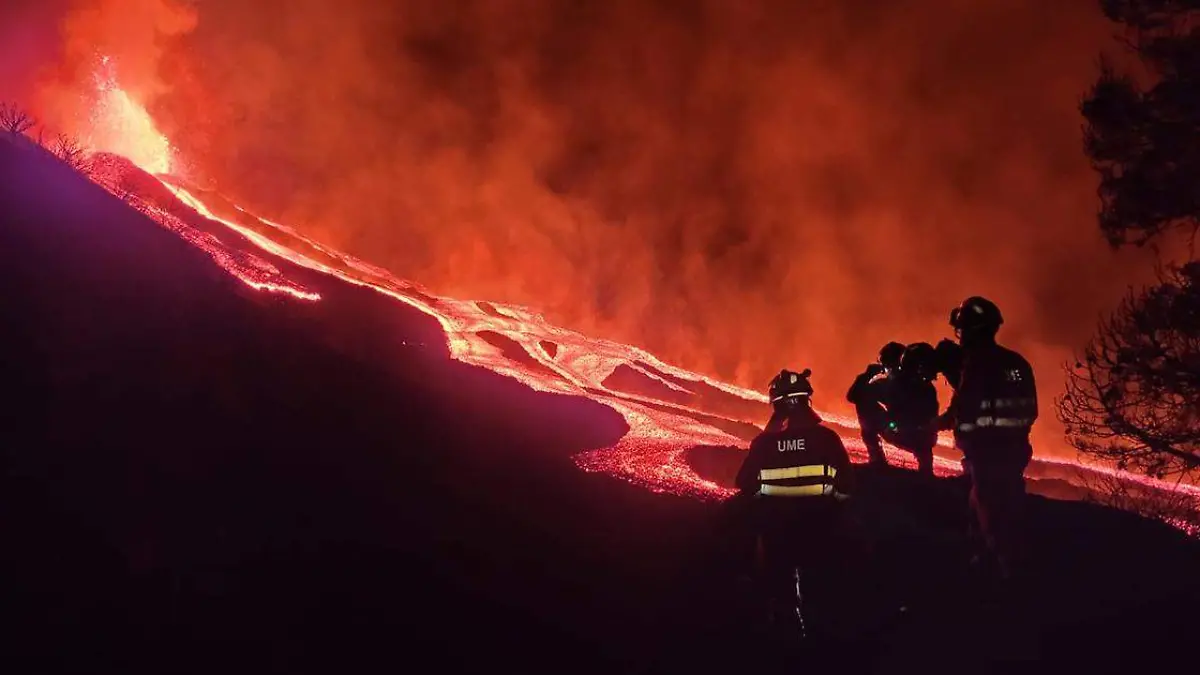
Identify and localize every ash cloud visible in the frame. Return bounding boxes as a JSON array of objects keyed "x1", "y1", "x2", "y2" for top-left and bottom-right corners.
[{"x1": 51, "y1": 1, "x2": 1167, "y2": 455}]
